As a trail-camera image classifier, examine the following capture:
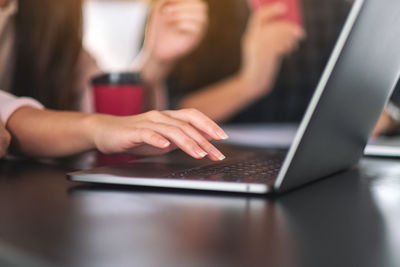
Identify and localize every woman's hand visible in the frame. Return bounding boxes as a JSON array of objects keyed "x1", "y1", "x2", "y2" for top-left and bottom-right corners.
[
  {"x1": 0, "y1": 122, "x2": 11, "y2": 158},
  {"x1": 240, "y1": 3, "x2": 305, "y2": 97},
  {"x1": 88, "y1": 109, "x2": 227, "y2": 161},
  {"x1": 140, "y1": 0, "x2": 208, "y2": 85},
  {"x1": 372, "y1": 111, "x2": 398, "y2": 137},
  {"x1": 145, "y1": 0, "x2": 208, "y2": 63},
  {"x1": 0, "y1": 0, "x2": 9, "y2": 8}
]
